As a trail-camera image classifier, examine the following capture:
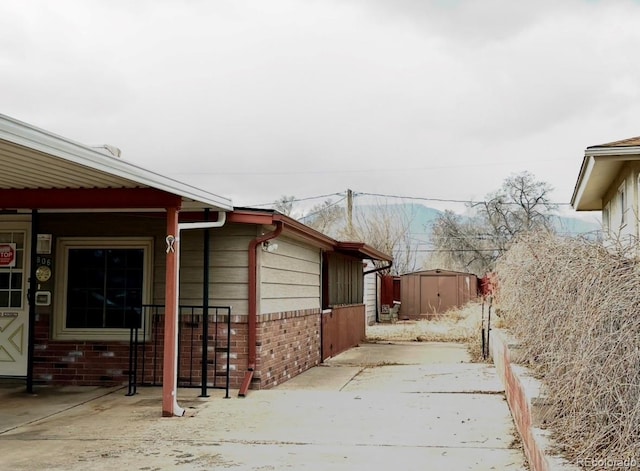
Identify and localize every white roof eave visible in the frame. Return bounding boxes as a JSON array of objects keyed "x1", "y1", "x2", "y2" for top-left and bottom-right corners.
[{"x1": 0, "y1": 114, "x2": 233, "y2": 211}]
